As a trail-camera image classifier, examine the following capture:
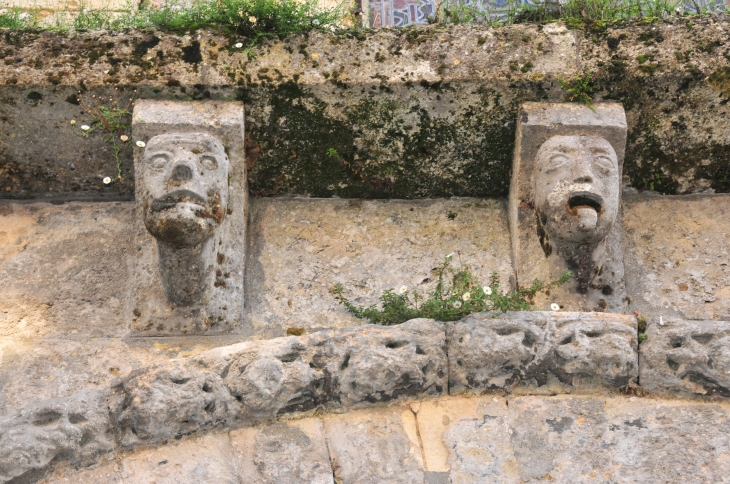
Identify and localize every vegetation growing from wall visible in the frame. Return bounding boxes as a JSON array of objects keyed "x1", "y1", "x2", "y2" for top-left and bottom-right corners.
[{"x1": 333, "y1": 254, "x2": 572, "y2": 325}]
